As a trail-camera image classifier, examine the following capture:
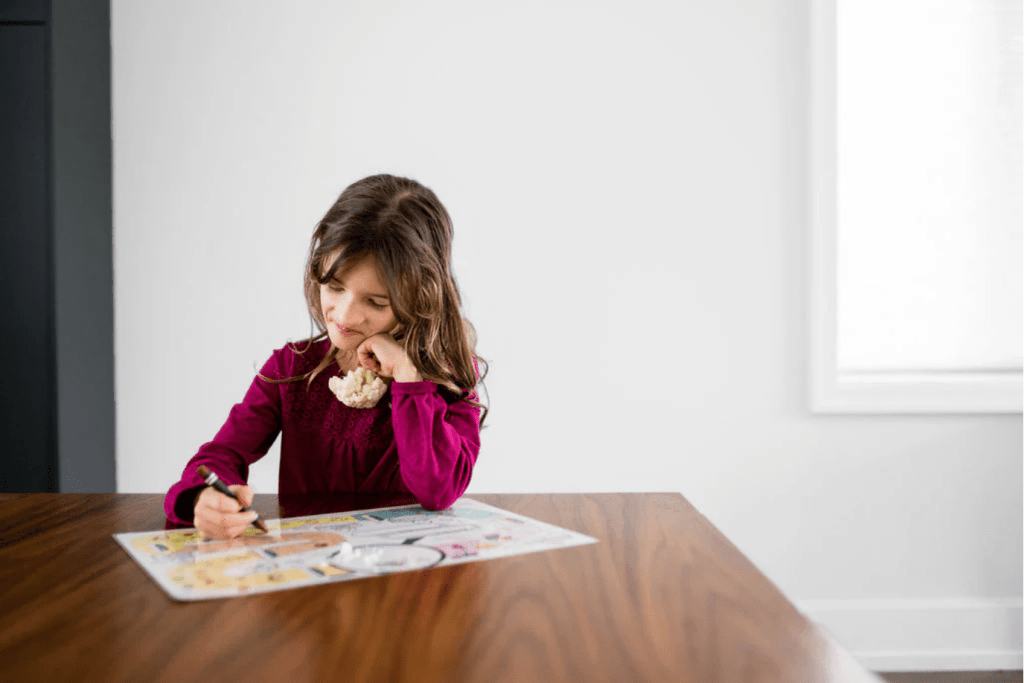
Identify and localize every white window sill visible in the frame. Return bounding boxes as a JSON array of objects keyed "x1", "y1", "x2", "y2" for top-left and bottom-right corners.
[{"x1": 811, "y1": 369, "x2": 1022, "y2": 414}]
